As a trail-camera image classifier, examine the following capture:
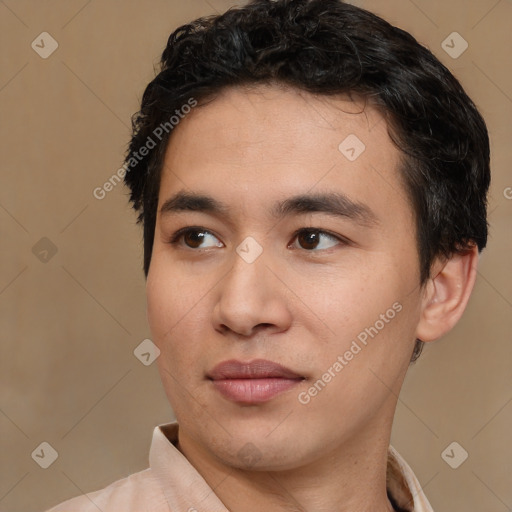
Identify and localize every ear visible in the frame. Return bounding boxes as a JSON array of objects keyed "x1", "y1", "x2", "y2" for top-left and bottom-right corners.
[{"x1": 415, "y1": 245, "x2": 479, "y2": 343}]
